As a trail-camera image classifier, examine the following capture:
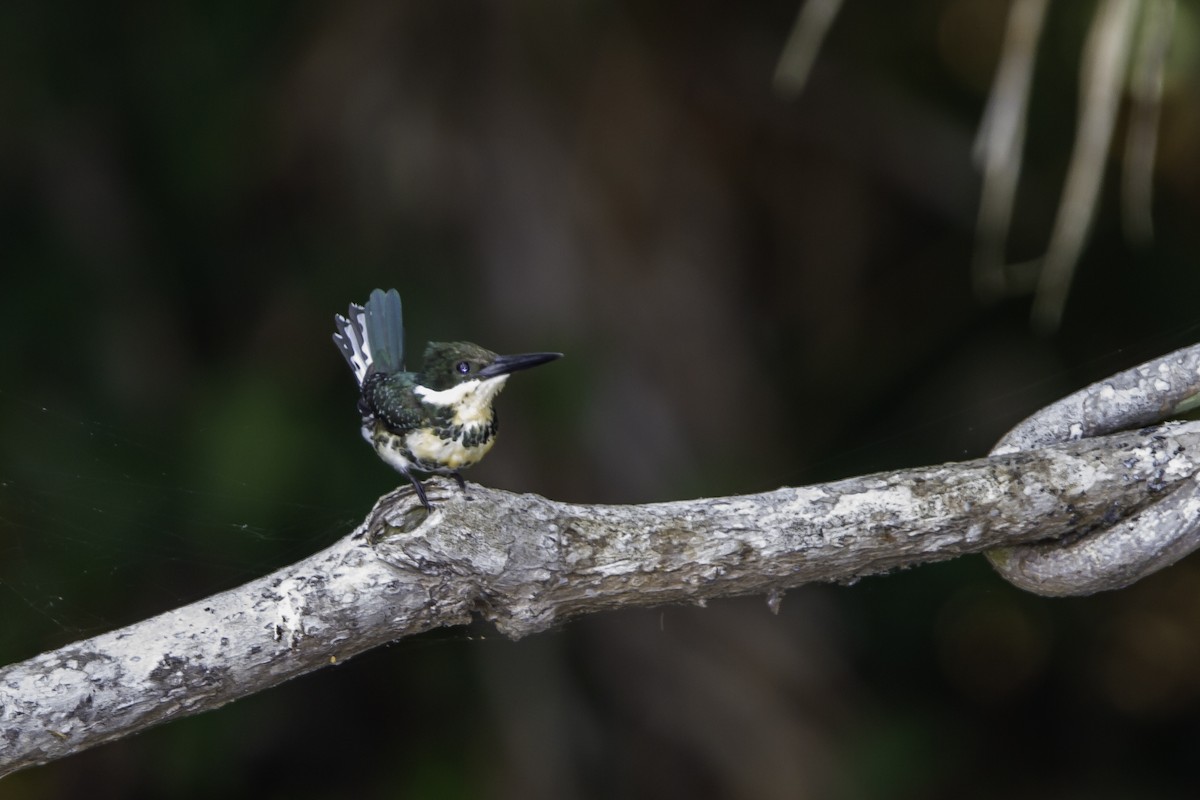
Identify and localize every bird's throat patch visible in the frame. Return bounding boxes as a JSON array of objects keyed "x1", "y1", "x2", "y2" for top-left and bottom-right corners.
[{"x1": 414, "y1": 375, "x2": 509, "y2": 426}]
